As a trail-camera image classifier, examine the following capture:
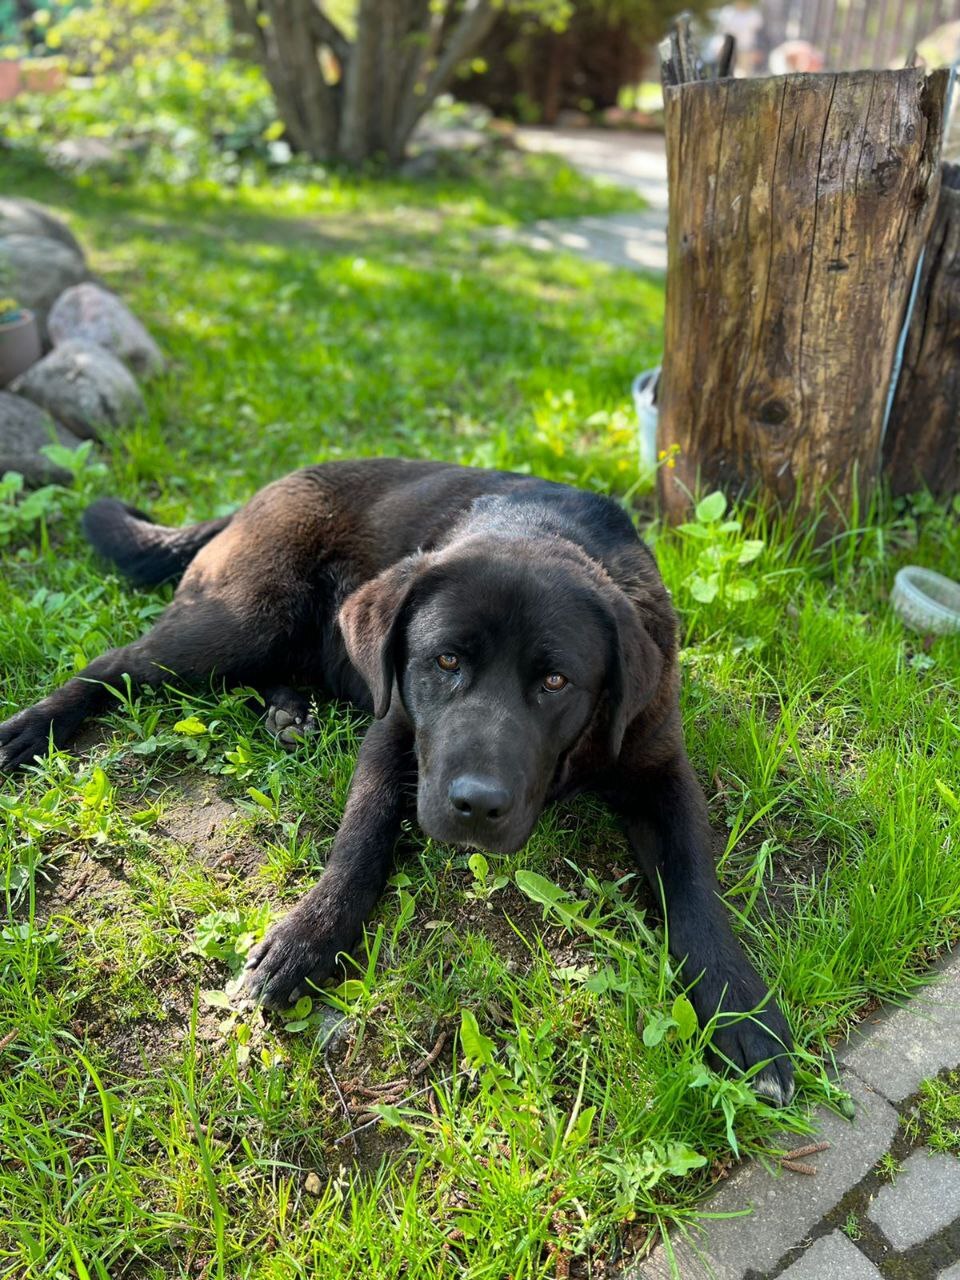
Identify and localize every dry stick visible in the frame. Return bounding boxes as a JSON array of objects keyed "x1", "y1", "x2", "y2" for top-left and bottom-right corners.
[
  {"x1": 781, "y1": 1141, "x2": 830, "y2": 1161},
  {"x1": 62, "y1": 871, "x2": 91, "y2": 904},
  {"x1": 411, "y1": 1028, "x2": 448, "y2": 1079},
  {"x1": 0, "y1": 1028, "x2": 19, "y2": 1052},
  {"x1": 325, "y1": 1047, "x2": 360, "y2": 1157},
  {"x1": 333, "y1": 1072, "x2": 465, "y2": 1146},
  {"x1": 350, "y1": 1082, "x2": 407, "y2": 1101}
]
